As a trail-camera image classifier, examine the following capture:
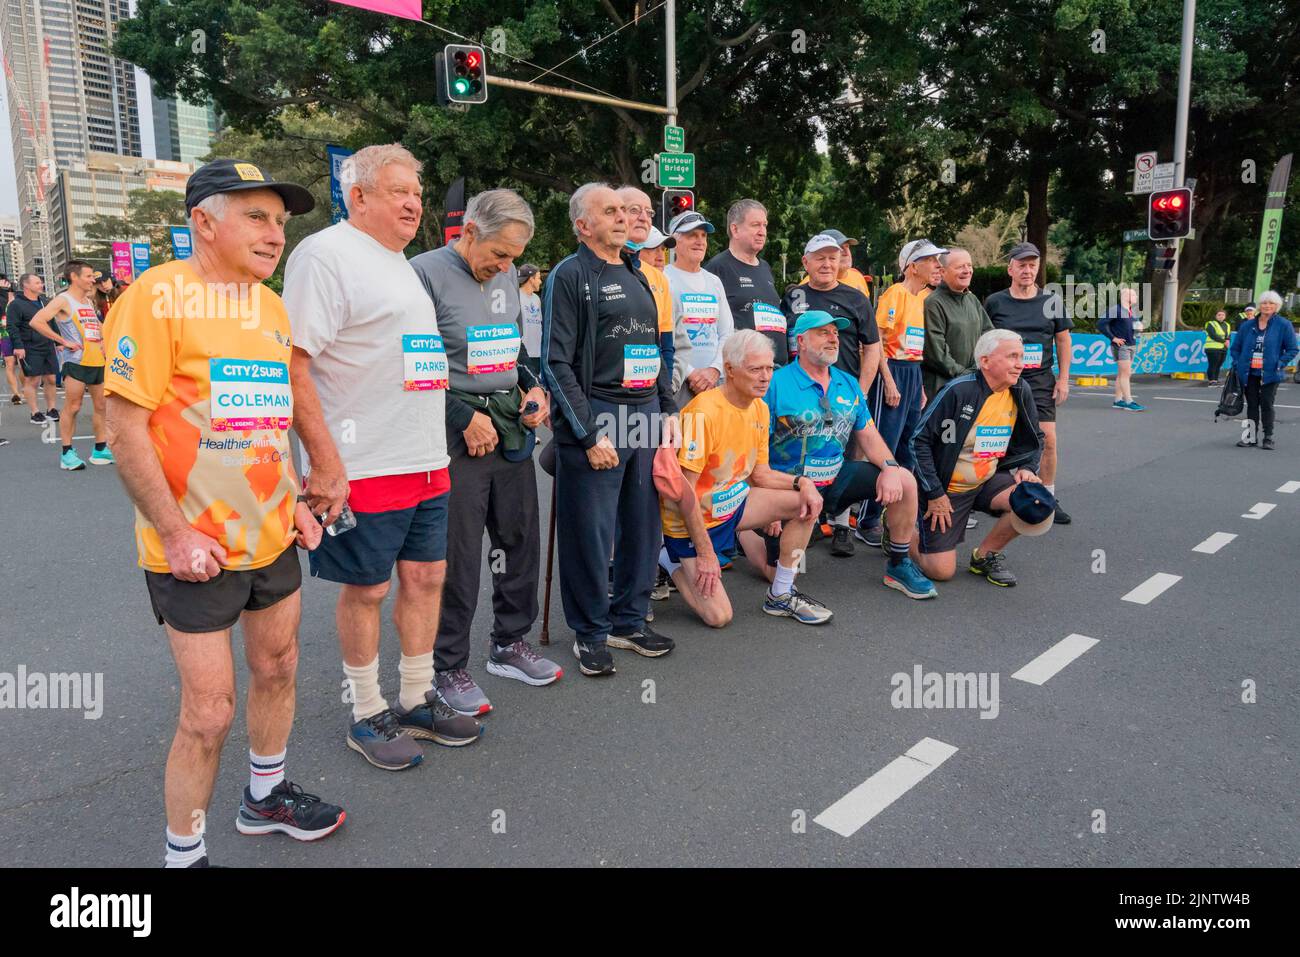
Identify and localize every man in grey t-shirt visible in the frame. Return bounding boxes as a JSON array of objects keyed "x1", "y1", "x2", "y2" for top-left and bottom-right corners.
[{"x1": 409, "y1": 189, "x2": 559, "y2": 716}]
